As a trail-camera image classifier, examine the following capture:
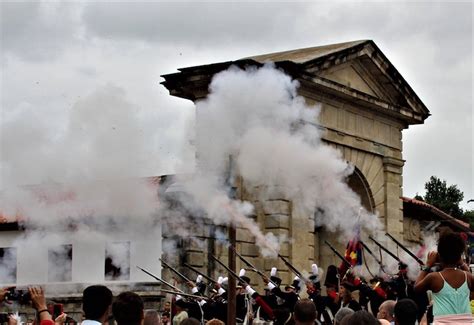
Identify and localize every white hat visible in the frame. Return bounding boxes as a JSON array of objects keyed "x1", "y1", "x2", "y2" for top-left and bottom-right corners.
[{"x1": 270, "y1": 267, "x2": 277, "y2": 277}]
